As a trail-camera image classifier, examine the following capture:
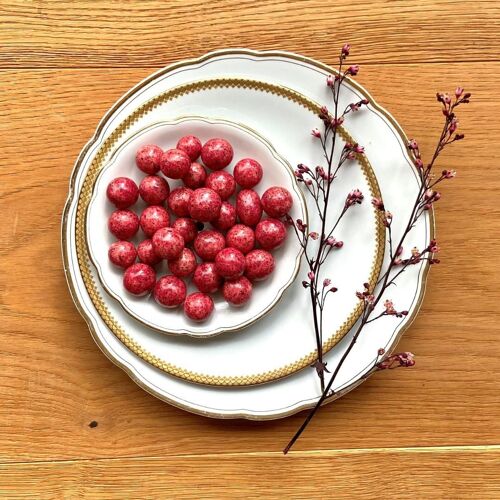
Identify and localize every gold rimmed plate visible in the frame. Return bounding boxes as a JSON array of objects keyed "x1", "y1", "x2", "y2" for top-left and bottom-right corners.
[
  {"x1": 73, "y1": 77, "x2": 384, "y2": 387},
  {"x1": 86, "y1": 116, "x2": 308, "y2": 338},
  {"x1": 62, "y1": 50, "x2": 431, "y2": 419}
]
